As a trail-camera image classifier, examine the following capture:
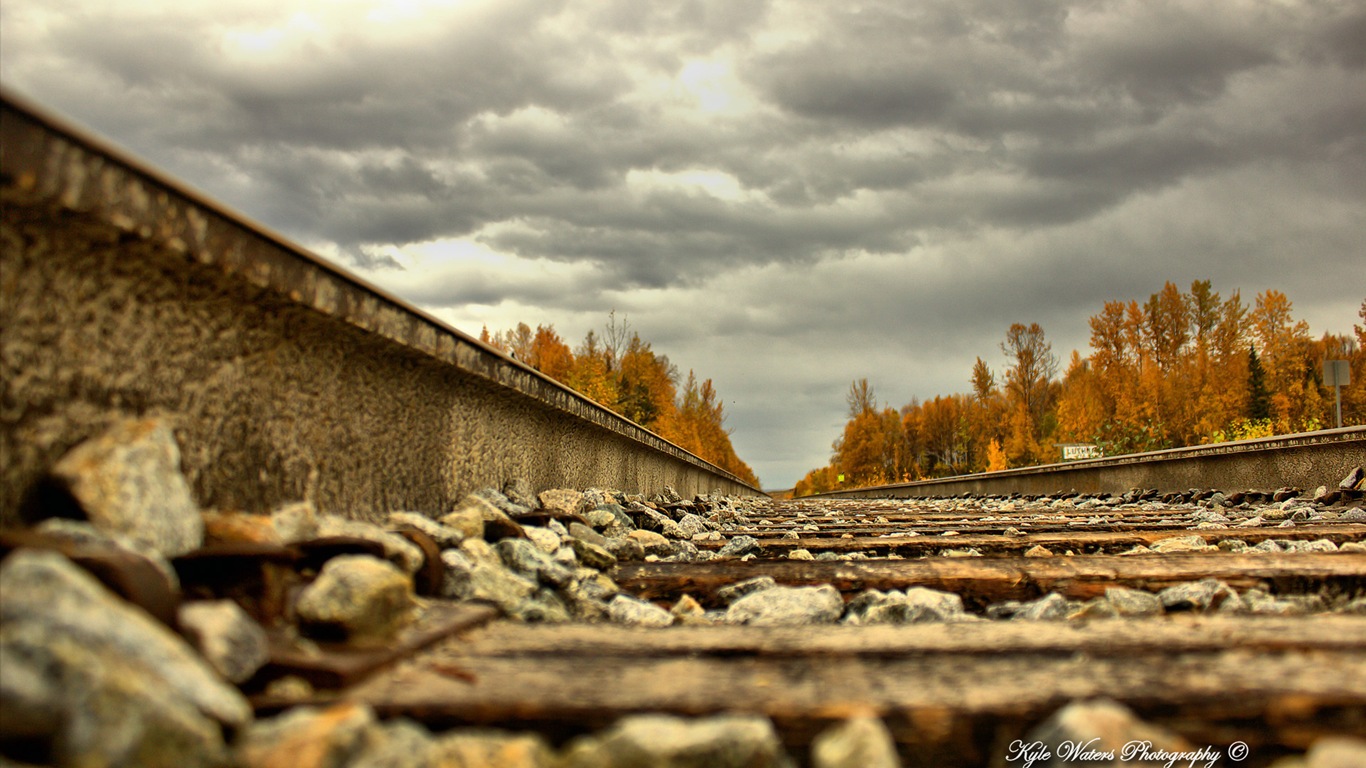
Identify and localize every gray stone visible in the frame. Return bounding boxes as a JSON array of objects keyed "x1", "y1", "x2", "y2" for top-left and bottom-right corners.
[
  {"x1": 1282, "y1": 539, "x2": 1338, "y2": 553},
  {"x1": 717, "y1": 535, "x2": 759, "y2": 558},
  {"x1": 316, "y1": 517, "x2": 425, "y2": 575},
  {"x1": 634, "y1": 506, "x2": 687, "y2": 539},
  {"x1": 569, "y1": 536, "x2": 618, "y2": 570},
  {"x1": 582, "y1": 487, "x2": 618, "y2": 509},
  {"x1": 1, "y1": 550, "x2": 248, "y2": 768},
  {"x1": 568, "y1": 521, "x2": 610, "y2": 547},
  {"x1": 538, "y1": 488, "x2": 588, "y2": 516},
  {"x1": 295, "y1": 554, "x2": 416, "y2": 642},
  {"x1": 716, "y1": 576, "x2": 778, "y2": 605},
  {"x1": 853, "y1": 587, "x2": 967, "y2": 625},
  {"x1": 1341, "y1": 597, "x2": 1366, "y2": 614},
  {"x1": 675, "y1": 513, "x2": 708, "y2": 537},
  {"x1": 605, "y1": 535, "x2": 646, "y2": 562},
  {"x1": 1026, "y1": 698, "x2": 1193, "y2": 765},
  {"x1": 1190, "y1": 509, "x2": 1230, "y2": 524},
  {"x1": 429, "y1": 727, "x2": 558, "y2": 768},
  {"x1": 1158, "y1": 578, "x2": 1237, "y2": 612},
  {"x1": 1340, "y1": 466, "x2": 1365, "y2": 492},
  {"x1": 48, "y1": 418, "x2": 204, "y2": 557},
  {"x1": 523, "y1": 525, "x2": 562, "y2": 554},
  {"x1": 387, "y1": 511, "x2": 466, "y2": 548},
  {"x1": 559, "y1": 570, "x2": 620, "y2": 621},
  {"x1": 607, "y1": 594, "x2": 674, "y2": 627},
  {"x1": 237, "y1": 702, "x2": 379, "y2": 768},
  {"x1": 726, "y1": 585, "x2": 843, "y2": 626},
  {"x1": 1012, "y1": 592, "x2": 1071, "y2": 621},
  {"x1": 1069, "y1": 597, "x2": 1120, "y2": 619},
  {"x1": 626, "y1": 528, "x2": 673, "y2": 557},
  {"x1": 350, "y1": 718, "x2": 437, "y2": 768},
  {"x1": 511, "y1": 588, "x2": 573, "y2": 624},
  {"x1": 272, "y1": 500, "x2": 320, "y2": 543},
  {"x1": 1104, "y1": 587, "x2": 1163, "y2": 616},
  {"x1": 439, "y1": 497, "x2": 489, "y2": 540},
  {"x1": 475, "y1": 487, "x2": 533, "y2": 517},
  {"x1": 178, "y1": 600, "x2": 269, "y2": 684},
  {"x1": 788, "y1": 548, "x2": 815, "y2": 561},
  {"x1": 1241, "y1": 589, "x2": 1316, "y2": 616},
  {"x1": 562, "y1": 713, "x2": 788, "y2": 768},
  {"x1": 584, "y1": 507, "x2": 623, "y2": 531},
  {"x1": 591, "y1": 503, "x2": 637, "y2": 533},
  {"x1": 670, "y1": 594, "x2": 706, "y2": 620},
  {"x1": 663, "y1": 539, "x2": 701, "y2": 562},
  {"x1": 1150, "y1": 535, "x2": 1216, "y2": 553},
  {"x1": 441, "y1": 543, "x2": 538, "y2": 613},
  {"x1": 497, "y1": 538, "x2": 573, "y2": 587},
  {"x1": 811, "y1": 715, "x2": 899, "y2": 768},
  {"x1": 1340, "y1": 508, "x2": 1366, "y2": 523},
  {"x1": 466, "y1": 490, "x2": 531, "y2": 540}
]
